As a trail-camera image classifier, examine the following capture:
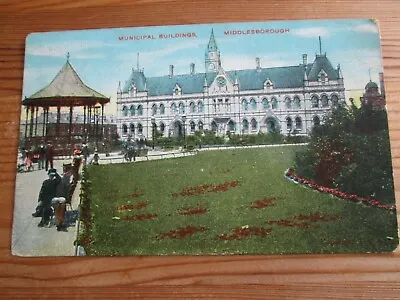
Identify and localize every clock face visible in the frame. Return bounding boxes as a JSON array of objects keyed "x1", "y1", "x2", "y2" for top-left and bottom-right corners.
[
  {"x1": 216, "y1": 76, "x2": 227, "y2": 87},
  {"x1": 209, "y1": 63, "x2": 215, "y2": 71}
]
